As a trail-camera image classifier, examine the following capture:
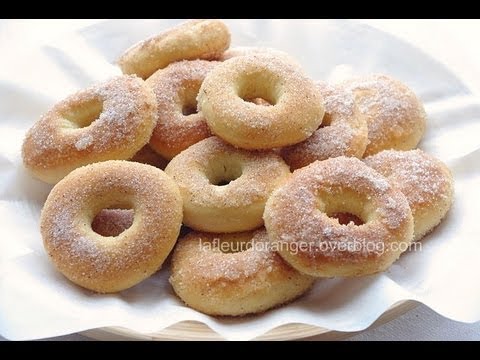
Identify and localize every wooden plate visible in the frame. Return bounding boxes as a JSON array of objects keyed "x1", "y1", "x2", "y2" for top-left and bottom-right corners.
[{"x1": 82, "y1": 300, "x2": 417, "y2": 341}]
